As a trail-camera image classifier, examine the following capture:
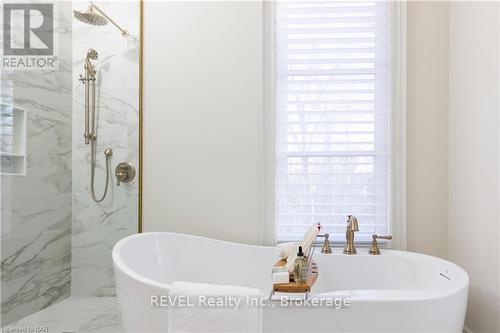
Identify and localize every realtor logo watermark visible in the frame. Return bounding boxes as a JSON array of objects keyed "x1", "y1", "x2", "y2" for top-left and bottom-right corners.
[{"x1": 1, "y1": 2, "x2": 58, "y2": 70}]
